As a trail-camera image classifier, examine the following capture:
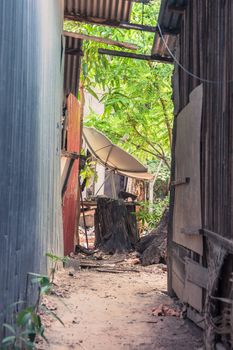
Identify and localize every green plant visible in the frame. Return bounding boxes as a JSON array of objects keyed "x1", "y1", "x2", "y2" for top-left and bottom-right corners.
[
  {"x1": 46, "y1": 253, "x2": 69, "y2": 283},
  {"x1": 1, "y1": 253, "x2": 67, "y2": 349},
  {"x1": 137, "y1": 197, "x2": 169, "y2": 230},
  {"x1": 80, "y1": 157, "x2": 98, "y2": 188},
  {"x1": 1, "y1": 276, "x2": 50, "y2": 349}
]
